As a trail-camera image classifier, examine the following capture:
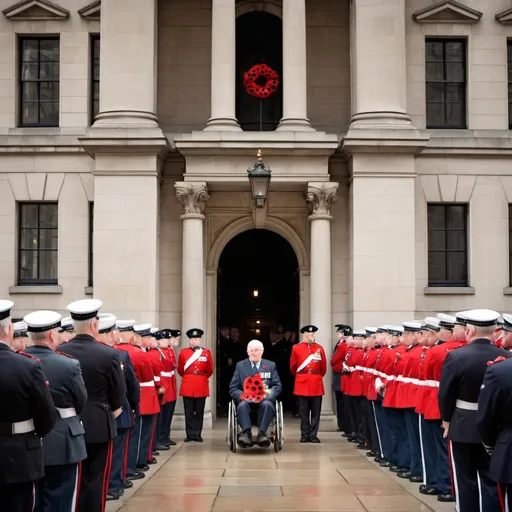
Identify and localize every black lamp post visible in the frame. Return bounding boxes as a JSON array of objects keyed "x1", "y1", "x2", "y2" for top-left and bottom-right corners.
[{"x1": 247, "y1": 149, "x2": 272, "y2": 207}]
